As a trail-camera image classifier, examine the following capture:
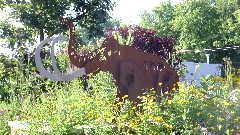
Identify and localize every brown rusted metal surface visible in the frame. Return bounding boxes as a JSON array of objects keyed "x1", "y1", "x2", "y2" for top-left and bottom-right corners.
[{"x1": 60, "y1": 18, "x2": 179, "y2": 105}]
